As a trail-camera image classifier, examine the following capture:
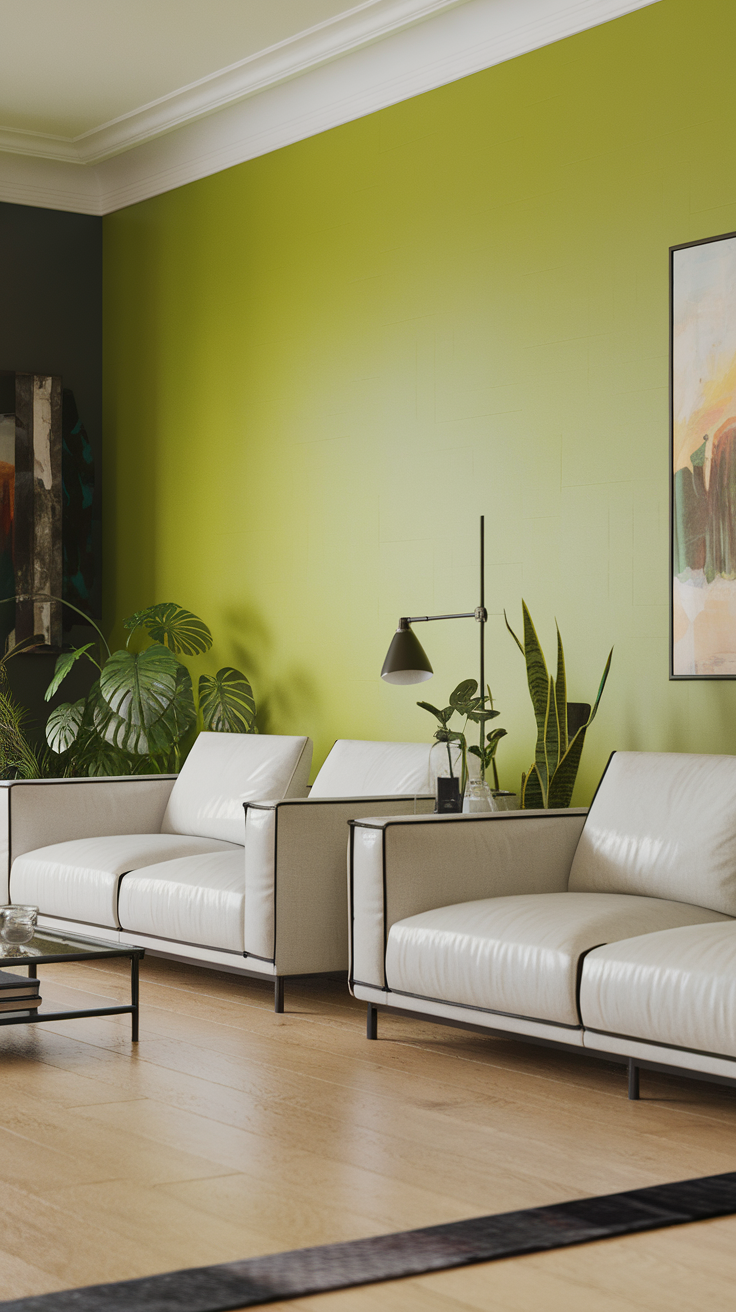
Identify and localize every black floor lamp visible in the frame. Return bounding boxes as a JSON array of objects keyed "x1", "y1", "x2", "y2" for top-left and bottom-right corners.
[{"x1": 381, "y1": 515, "x2": 488, "y2": 695}]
